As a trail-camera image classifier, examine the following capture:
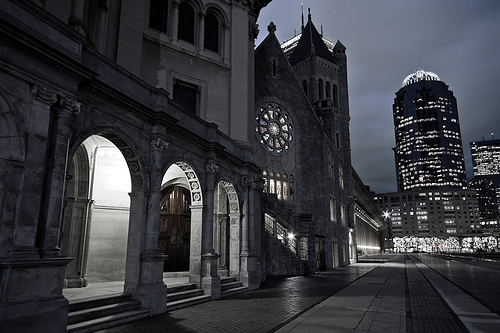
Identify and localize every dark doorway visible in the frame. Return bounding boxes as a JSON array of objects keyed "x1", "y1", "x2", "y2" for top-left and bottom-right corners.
[
  {"x1": 315, "y1": 236, "x2": 326, "y2": 271},
  {"x1": 159, "y1": 186, "x2": 191, "y2": 272}
]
